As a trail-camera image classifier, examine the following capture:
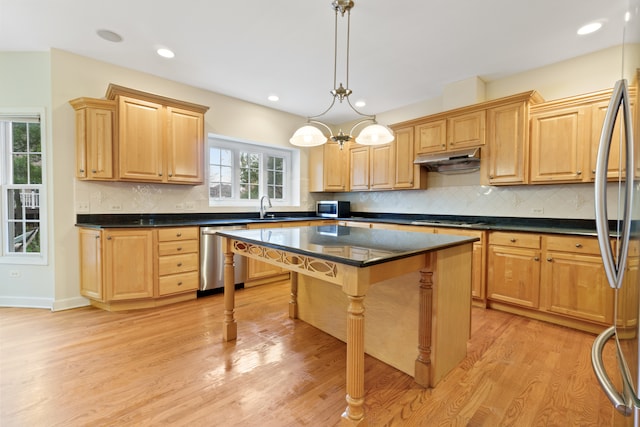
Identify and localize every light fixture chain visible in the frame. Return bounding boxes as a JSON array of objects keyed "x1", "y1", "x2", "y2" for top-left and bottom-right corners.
[
  {"x1": 345, "y1": 8, "x2": 351, "y2": 92},
  {"x1": 333, "y1": 8, "x2": 338, "y2": 93}
]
